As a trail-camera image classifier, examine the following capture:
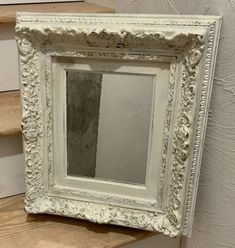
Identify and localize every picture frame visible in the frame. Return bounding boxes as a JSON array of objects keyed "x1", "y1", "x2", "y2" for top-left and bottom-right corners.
[{"x1": 16, "y1": 13, "x2": 221, "y2": 237}]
